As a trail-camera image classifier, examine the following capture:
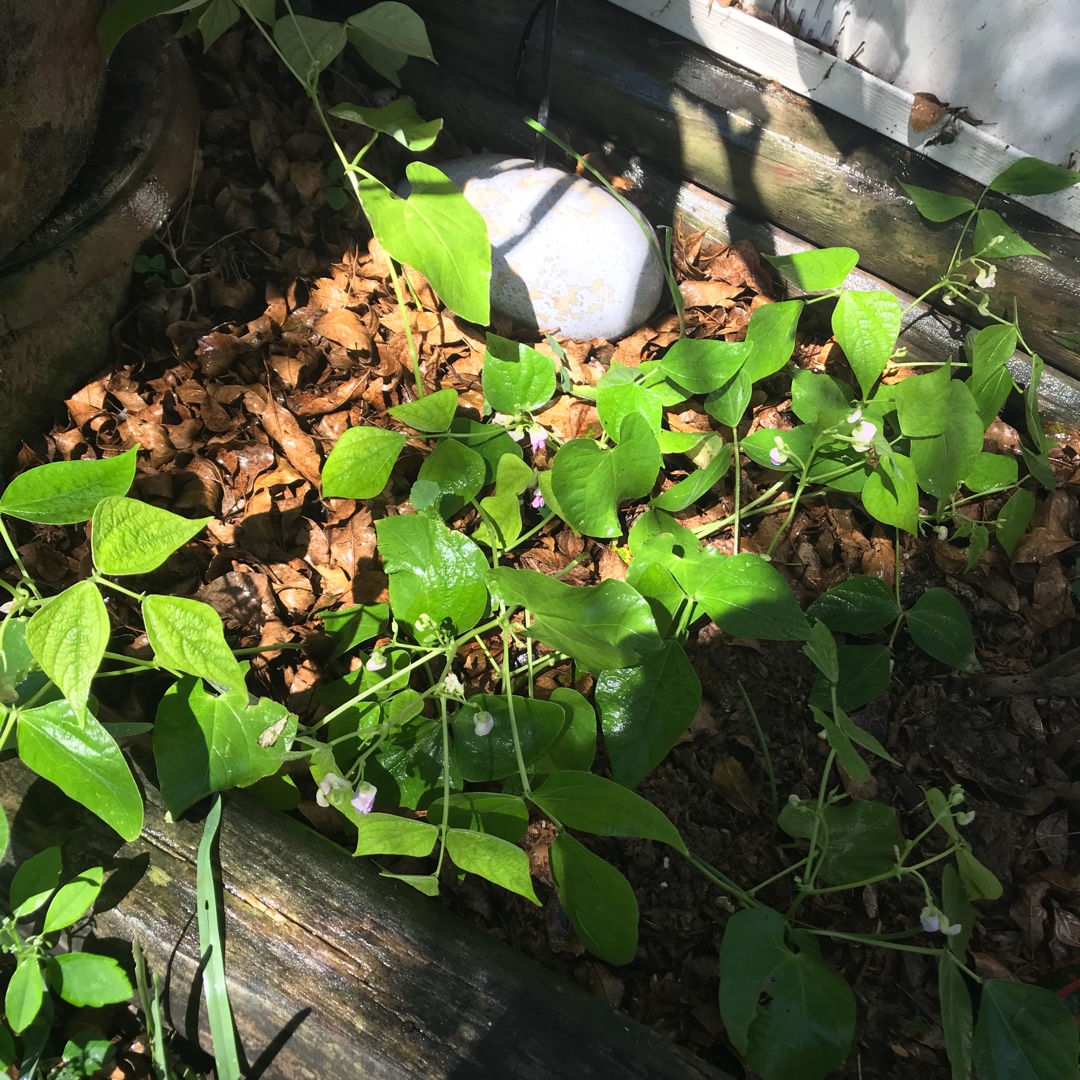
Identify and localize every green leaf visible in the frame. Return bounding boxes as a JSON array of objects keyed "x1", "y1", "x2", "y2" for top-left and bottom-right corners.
[
  {"x1": 742, "y1": 300, "x2": 804, "y2": 383},
  {"x1": 329, "y1": 99, "x2": 441, "y2": 151},
  {"x1": 143, "y1": 595, "x2": 245, "y2": 691},
  {"x1": 676, "y1": 551, "x2": 810, "y2": 641},
  {"x1": 704, "y1": 367, "x2": 753, "y2": 428},
  {"x1": 0, "y1": 808, "x2": 6, "y2": 861},
  {"x1": 1021, "y1": 444, "x2": 1056, "y2": 490},
  {"x1": 763, "y1": 248, "x2": 858, "y2": 292},
  {"x1": 18, "y1": 701, "x2": 142, "y2": 839},
  {"x1": 482, "y1": 334, "x2": 557, "y2": 413},
  {"x1": 956, "y1": 847, "x2": 1003, "y2": 901},
  {"x1": 832, "y1": 291, "x2": 902, "y2": 397},
  {"x1": 52, "y1": 953, "x2": 132, "y2": 1008},
  {"x1": 346, "y1": 26, "x2": 408, "y2": 85},
  {"x1": 910, "y1": 381, "x2": 984, "y2": 499},
  {"x1": 26, "y1": 581, "x2": 108, "y2": 724},
  {"x1": 892, "y1": 362, "x2": 952, "y2": 436},
  {"x1": 354, "y1": 813, "x2": 438, "y2": 857},
  {"x1": 862, "y1": 452, "x2": 920, "y2": 534},
  {"x1": 0, "y1": 1023, "x2": 12, "y2": 1071},
  {"x1": 973, "y1": 980, "x2": 1079, "y2": 1080},
  {"x1": 655, "y1": 338, "x2": 748, "y2": 395},
  {"x1": 346, "y1": 2, "x2": 434, "y2": 60},
  {"x1": 970, "y1": 324, "x2": 1018, "y2": 428},
  {"x1": 1025, "y1": 353, "x2": 1052, "y2": 452},
  {"x1": 450, "y1": 418, "x2": 523, "y2": 481},
  {"x1": 43, "y1": 866, "x2": 103, "y2": 933},
  {"x1": 97, "y1": 0, "x2": 205, "y2": 61},
  {"x1": 317, "y1": 603, "x2": 389, "y2": 660},
  {"x1": 810, "y1": 644, "x2": 892, "y2": 713},
  {"x1": 0, "y1": 618, "x2": 37, "y2": 705},
  {"x1": 530, "y1": 771, "x2": 686, "y2": 852},
  {"x1": 487, "y1": 567, "x2": 662, "y2": 672},
  {"x1": 963, "y1": 452, "x2": 1018, "y2": 494},
  {"x1": 595, "y1": 640, "x2": 701, "y2": 788},
  {"x1": 907, "y1": 588, "x2": 979, "y2": 671},
  {"x1": 996, "y1": 488, "x2": 1035, "y2": 557},
  {"x1": 781, "y1": 799, "x2": 901, "y2": 885},
  {"x1": 273, "y1": 14, "x2": 345, "y2": 86},
  {"x1": 9, "y1": 847, "x2": 62, "y2": 919},
  {"x1": 790, "y1": 370, "x2": 853, "y2": 424},
  {"x1": 973, "y1": 210, "x2": 1046, "y2": 258},
  {"x1": 153, "y1": 678, "x2": 295, "y2": 817},
  {"x1": 452, "y1": 694, "x2": 565, "y2": 781},
  {"x1": 91, "y1": 497, "x2": 209, "y2": 575},
  {"x1": 550, "y1": 833, "x2": 638, "y2": 965},
  {"x1": 198, "y1": 0, "x2": 241, "y2": 49},
  {"x1": 650, "y1": 444, "x2": 732, "y2": 512},
  {"x1": 811, "y1": 705, "x2": 871, "y2": 783},
  {"x1": 0, "y1": 448, "x2": 136, "y2": 524},
  {"x1": 939, "y1": 954, "x2": 974, "y2": 1080},
  {"x1": 550, "y1": 413, "x2": 660, "y2": 537},
  {"x1": 990, "y1": 157, "x2": 1080, "y2": 196},
  {"x1": 807, "y1": 575, "x2": 899, "y2": 634},
  {"x1": 415, "y1": 438, "x2": 486, "y2": 519},
  {"x1": 321, "y1": 426, "x2": 406, "y2": 498},
  {"x1": 597, "y1": 383, "x2": 663, "y2": 441},
  {"x1": 5, "y1": 956, "x2": 44, "y2": 1033},
  {"x1": 377, "y1": 515, "x2": 488, "y2": 639},
  {"x1": 425, "y1": 793, "x2": 529, "y2": 843},
  {"x1": 474, "y1": 453, "x2": 533, "y2": 550},
  {"x1": 530, "y1": 687, "x2": 597, "y2": 774},
  {"x1": 357, "y1": 167, "x2": 491, "y2": 326},
  {"x1": 386, "y1": 388, "x2": 458, "y2": 432},
  {"x1": 899, "y1": 182, "x2": 976, "y2": 222},
  {"x1": 444, "y1": 829, "x2": 539, "y2": 905},
  {"x1": 719, "y1": 908, "x2": 855, "y2": 1080}
]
